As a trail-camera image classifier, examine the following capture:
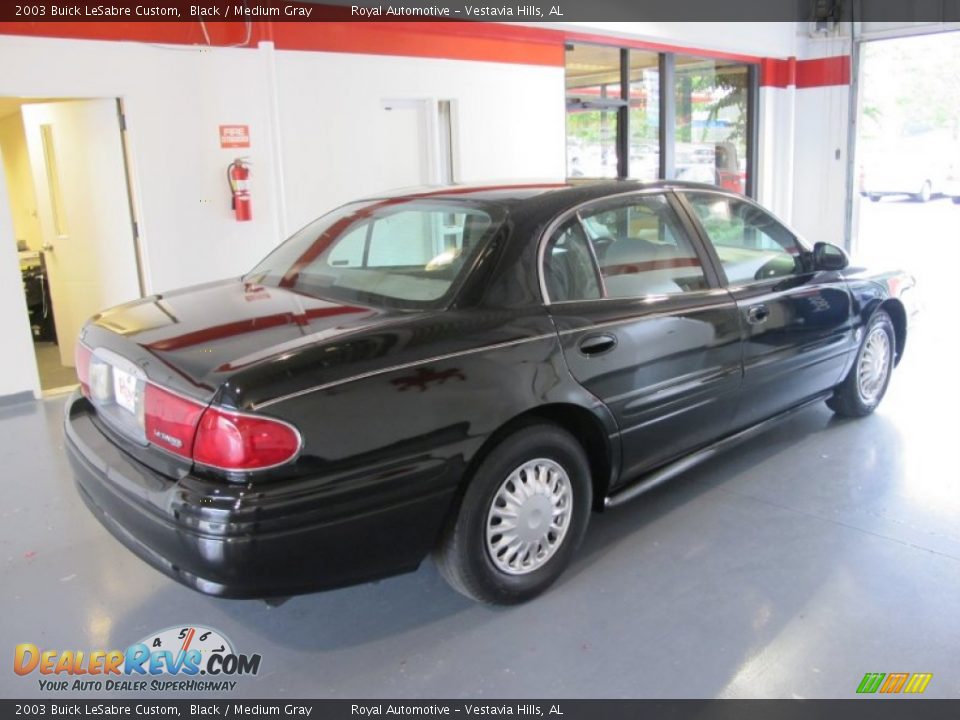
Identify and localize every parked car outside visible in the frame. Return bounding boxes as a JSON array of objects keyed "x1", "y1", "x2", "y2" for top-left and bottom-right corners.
[
  {"x1": 675, "y1": 141, "x2": 745, "y2": 194},
  {"x1": 65, "y1": 181, "x2": 917, "y2": 605},
  {"x1": 943, "y1": 153, "x2": 960, "y2": 204},
  {"x1": 859, "y1": 131, "x2": 954, "y2": 202}
]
